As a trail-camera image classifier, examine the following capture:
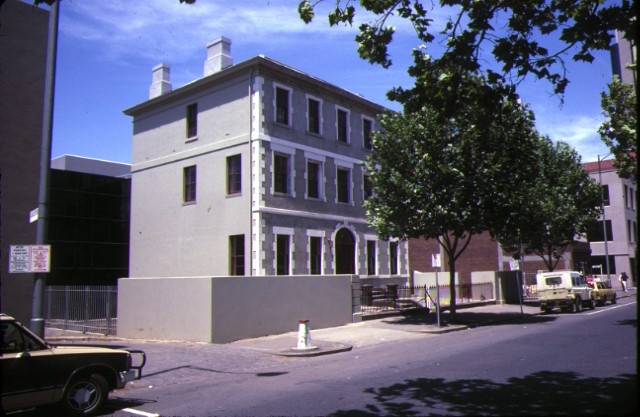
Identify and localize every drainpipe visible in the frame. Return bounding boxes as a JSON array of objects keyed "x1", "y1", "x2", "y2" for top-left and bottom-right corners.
[{"x1": 248, "y1": 66, "x2": 254, "y2": 276}]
